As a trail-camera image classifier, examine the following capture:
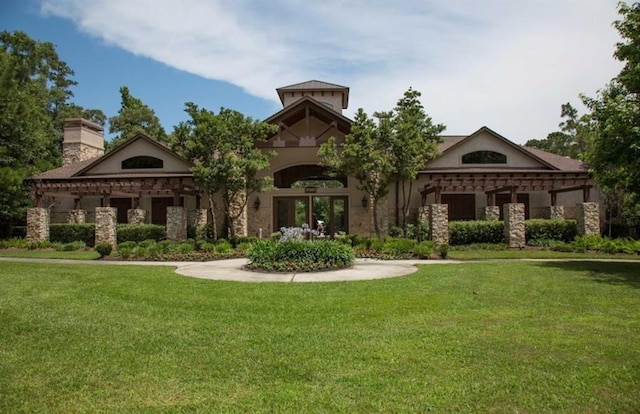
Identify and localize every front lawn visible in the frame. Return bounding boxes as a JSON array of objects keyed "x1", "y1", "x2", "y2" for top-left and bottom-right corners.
[{"x1": 1, "y1": 261, "x2": 639, "y2": 412}]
